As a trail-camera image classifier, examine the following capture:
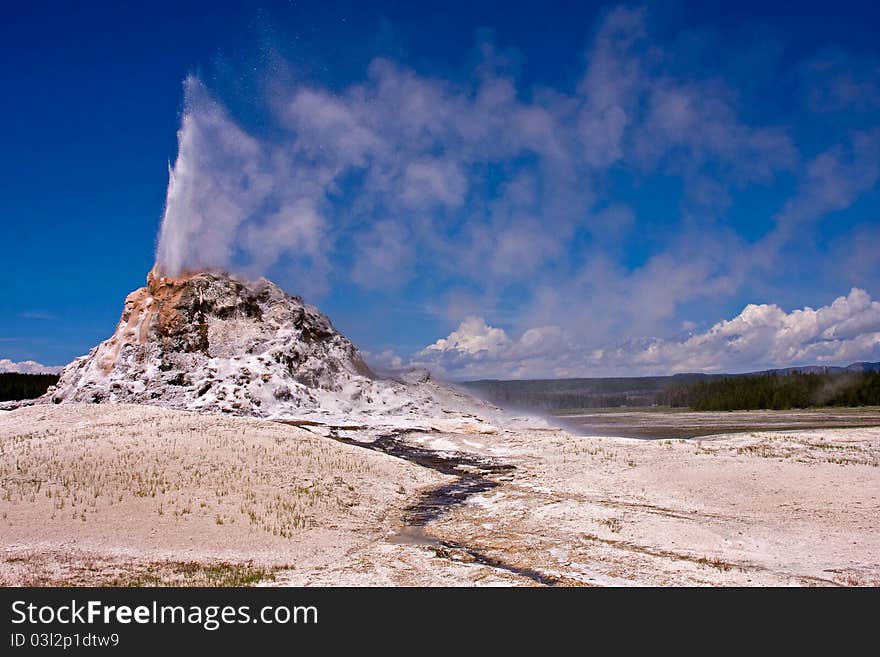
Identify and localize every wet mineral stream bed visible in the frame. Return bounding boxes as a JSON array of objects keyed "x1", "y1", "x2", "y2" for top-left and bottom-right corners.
[{"x1": 325, "y1": 427, "x2": 561, "y2": 585}]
